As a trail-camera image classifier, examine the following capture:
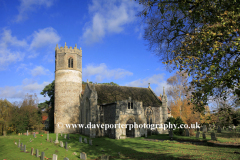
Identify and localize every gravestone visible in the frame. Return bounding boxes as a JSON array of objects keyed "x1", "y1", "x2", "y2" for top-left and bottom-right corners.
[
  {"x1": 196, "y1": 132, "x2": 200, "y2": 138},
  {"x1": 65, "y1": 142, "x2": 68, "y2": 150},
  {"x1": 185, "y1": 129, "x2": 189, "y2": 136},
  {"x1": 200, "y1": 126, "x2": 203, "y2": 131},
  {"x1": 217, "y1": 126, "x2": 221, "y2": 133},
  {"x1": 89, "y1": 139, "x2": 92, "y2": 145},
  {"x1": 79, "y1": 136, "x2": 82, "y2": 143},
  {"x1": 211, "y1": 132, "x2": 217, "y2": 140},
  {"x1": 18, "y1": 142, "x2": 20, "y2": 148},
  {"x1": 67, "y1": 134, "x2": 70, "y2": 140},
  {"x1": 55, "y1": 133, "x2": 59, "y2": 144},
  {"x1": 196, "y1": 128, "x2": 200, "y2": 132},
  {"x1": 64, "y1": 158, "x2": 69, "y2": 160},
  {"x1": 208, "y1": 127, "x2": 211, "y2": 131},
  {"x1": 203, "y1": 125, "x2": 207, "y2": 133},
  {"x1": 64, "y1": 135, "x2": 66, "y2": 139},
  {"x1": 31, "y1": 147, "x2": 34, "y2": 156},
  {"x1": 33, "y1": 132, "x2": 36, "y2": 138},
  {"x1": 60, "y1": 141, "x2": 63, "y2": 147},
  {"x1": 80, "y1": 152, "x2": 87, "y2": 160},
  {"x1": 47, "y1": 133, "x2": 49, "y2": 141},
  {"x1": 40, "y1": 152, "x2": 45, "y2": 160},
  {"x1": 36, "y1": 149, "x2": 39, "y2": 157},
  {"x1": 24, "y1": 145, "x2": 26, "y2": 152},
  {"x1": 18, "y1": 133, "x2": 20, "y2": 136},
  {"x1": 53, "y1": 154, "x2": 58, "y2": 160},
  {"x1": 84, "y1": 138, "x2": 87, "y2": 143},
  {"x1": 20, "y1": 143, "x2": 23, "y2": 150},
  {"x1": 50, "y1": 137, "x2": 53, "y2": 143},
  {"x1": 27, "y1": 130, "x2": 28, "y2": 136},
  {"x1": 202, "y1": 133, "x2": 206, "y2": 139},
  {"x1": 169, "y1": 130, "x2": 173, "y2": 139},
  {"x1": 101, "y1": 154, "x2": 109, "y2": 160}
]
